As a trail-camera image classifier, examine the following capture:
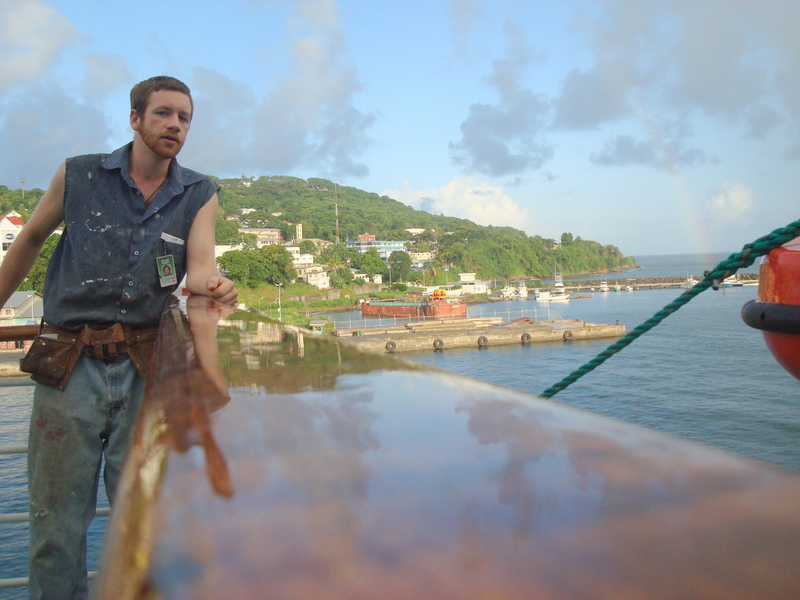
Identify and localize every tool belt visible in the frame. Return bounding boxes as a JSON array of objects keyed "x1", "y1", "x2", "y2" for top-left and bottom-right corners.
[{"x1": 20, "y1": 322, "x2": 159, "y2": 390}]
